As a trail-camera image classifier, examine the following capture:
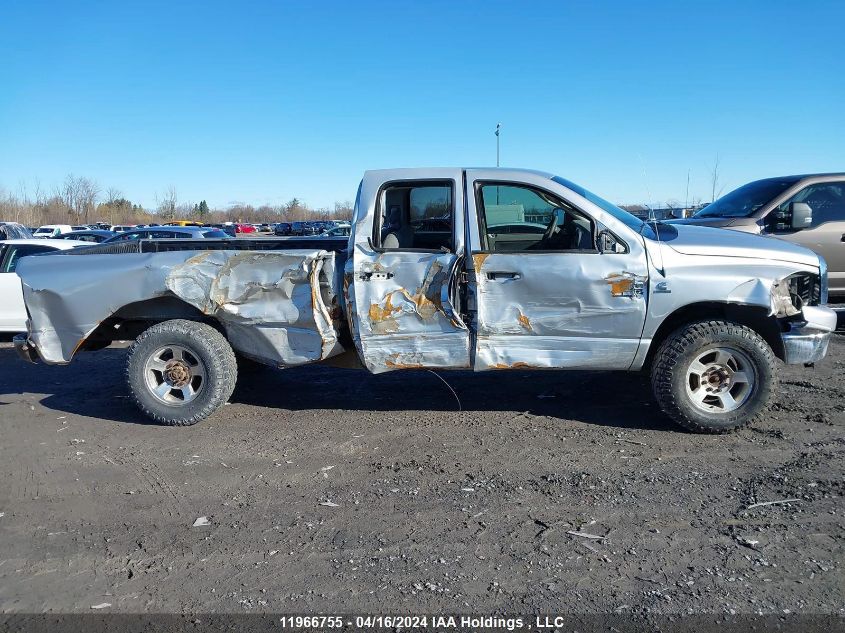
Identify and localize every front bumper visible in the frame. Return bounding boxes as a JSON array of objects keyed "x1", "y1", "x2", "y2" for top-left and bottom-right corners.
[
  {"x1": 13, "y1": 334, "x2": 39, "y2": 364},
  {"x1": 781, "y1": 305, "x2": 838, "y2": 365}
]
